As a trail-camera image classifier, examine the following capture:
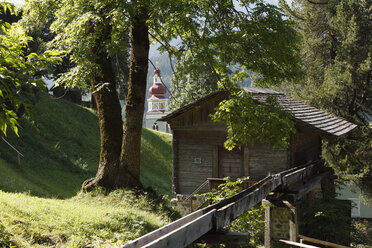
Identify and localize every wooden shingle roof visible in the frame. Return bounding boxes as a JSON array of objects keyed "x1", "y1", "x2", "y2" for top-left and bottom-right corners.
[
  {"x1": 244, "y1": 88, "x2": 357, "y2": 136},
  {"x1": 159, "y1": 88, "x2": 357, "y2": 136}
]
